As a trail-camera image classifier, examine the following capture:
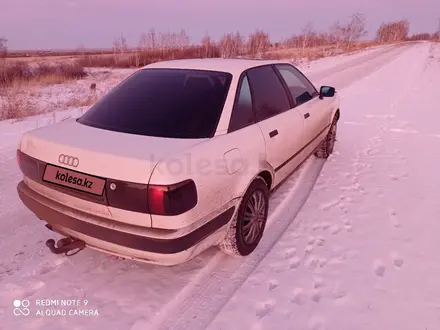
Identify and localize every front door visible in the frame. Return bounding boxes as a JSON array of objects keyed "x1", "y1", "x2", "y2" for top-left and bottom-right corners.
[
  {"x1": 274, "y1": 64, "x2": 332, "y2": 155},
  {"x1": 246, "y1": 65, "x2": 305, "y2": 188}
]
